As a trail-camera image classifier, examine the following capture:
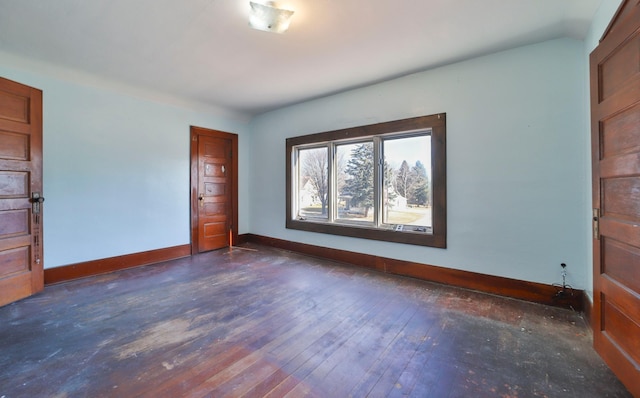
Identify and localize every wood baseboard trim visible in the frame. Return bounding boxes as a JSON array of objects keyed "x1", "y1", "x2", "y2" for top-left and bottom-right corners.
[
  {"x1": 44, "y1": 244, "x2": 192, "y2": 285},
  {"x1": 243, "y1": 234, "x2": 584, "y2": 311},
  {"x1": 234, "y1": 233, "x2": 249, "y2": 246}
]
